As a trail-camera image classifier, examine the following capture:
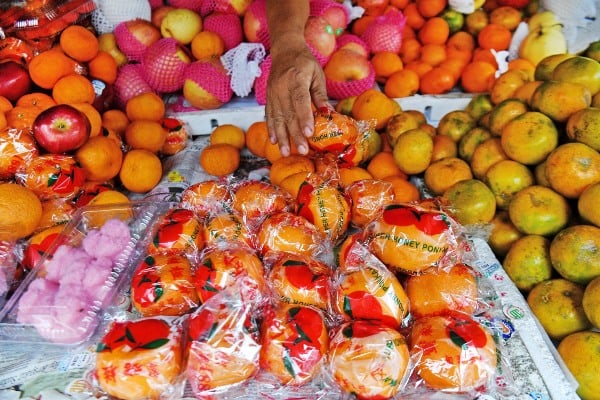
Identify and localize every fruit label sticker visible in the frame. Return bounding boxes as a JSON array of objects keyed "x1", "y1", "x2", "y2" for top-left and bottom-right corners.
[{"x1": 503, "y1": 304, "x2": 526, "y2": 320}]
